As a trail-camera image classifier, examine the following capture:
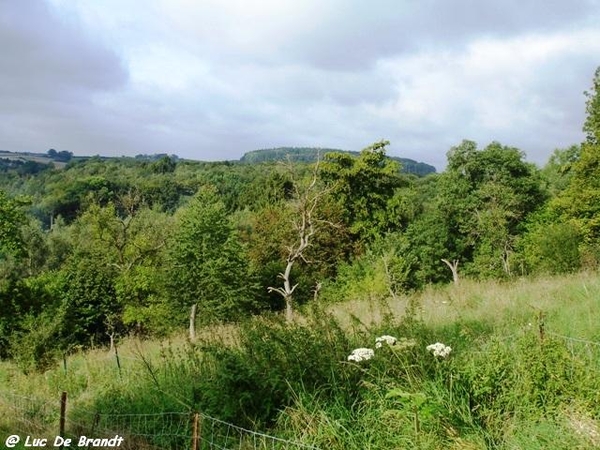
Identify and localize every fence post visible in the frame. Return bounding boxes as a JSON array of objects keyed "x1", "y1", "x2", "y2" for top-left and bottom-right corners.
[
  {"x1": 538, "y1": 310, "x2": 545, "y2": 342},
  {"x1": 59, "y1": 391, "x2": 67, "y2": 448},
  {"x1": 91, "y1": 412, "x2": 100, "y2": 435},
  {"x1": 114, "y1": 341, "x2": 122, "y2": 379},
  {"x1": 191, "y1": 412, "x2": 201, "y2": 450}
]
